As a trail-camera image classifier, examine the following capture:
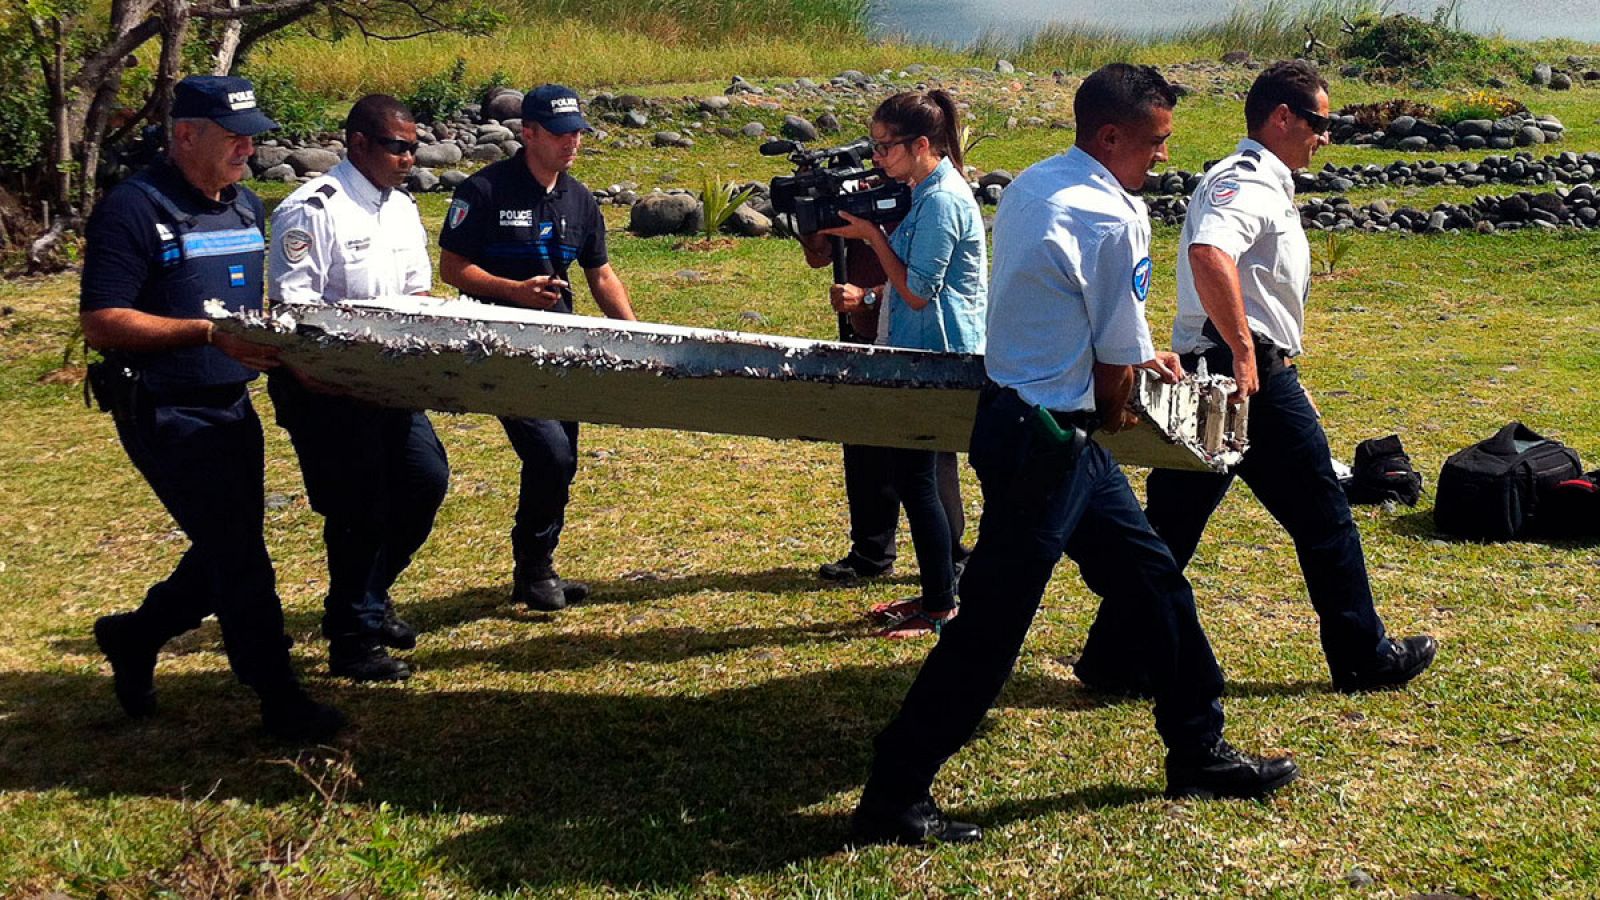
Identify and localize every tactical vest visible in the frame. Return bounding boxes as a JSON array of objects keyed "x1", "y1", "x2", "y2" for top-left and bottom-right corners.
[{"x1": 118, "y1": 170, "x2": 266, "y2": 391}]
